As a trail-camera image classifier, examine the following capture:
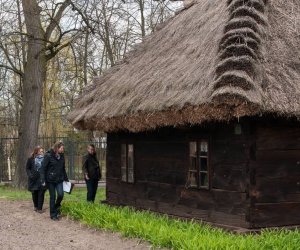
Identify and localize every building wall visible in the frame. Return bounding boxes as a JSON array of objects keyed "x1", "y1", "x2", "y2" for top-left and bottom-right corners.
[
  {"x1": 249, "y1": 119, "x2": 300, "y2": 228},
  {"x1": 106, "y1": 121, "x2": 253, "y2": 228}
]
